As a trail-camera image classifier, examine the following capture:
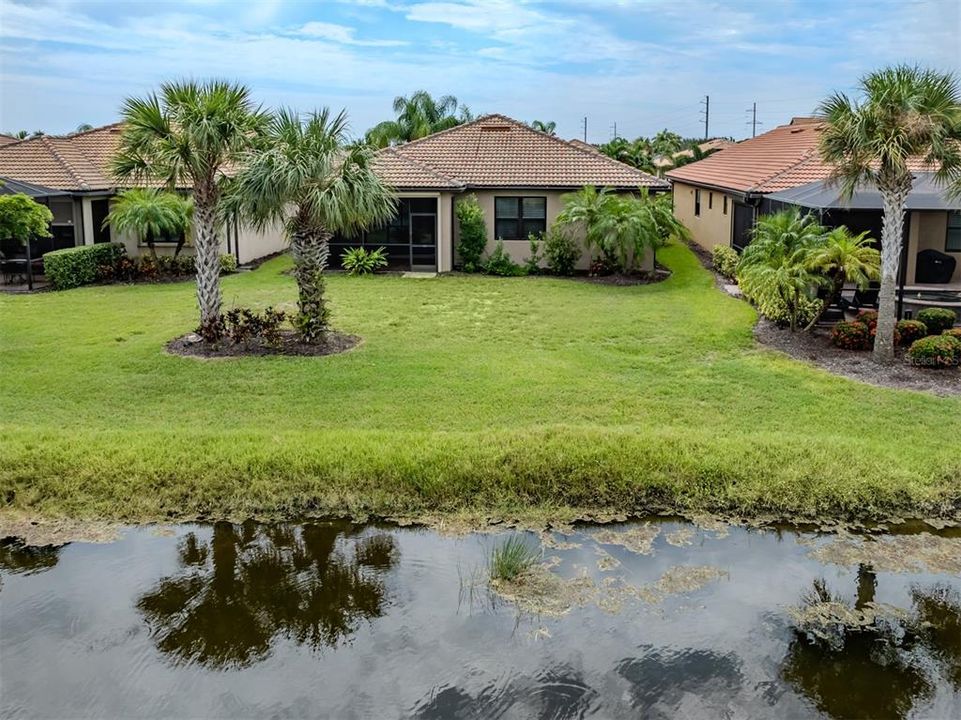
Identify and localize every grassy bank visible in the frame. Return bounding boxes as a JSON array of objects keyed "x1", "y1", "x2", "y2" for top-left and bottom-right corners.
[{"x1": 1, "y1": 243, "x2": 959, "y2": 522}]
